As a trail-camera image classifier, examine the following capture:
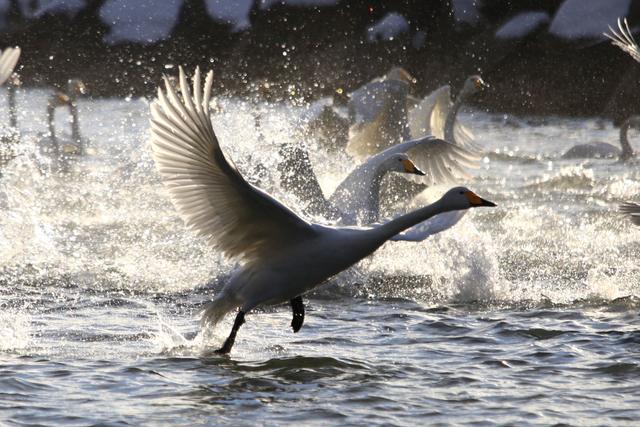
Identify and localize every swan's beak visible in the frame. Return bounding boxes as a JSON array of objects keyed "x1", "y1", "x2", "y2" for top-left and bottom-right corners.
[
  {"x1": 475, "y1": 78, "x2": 489, "y2": 91},
  {"x1": 402, "y1": 159, "x2": 425, "y2": 176},
  {"x1": 465, "y1": 191, "x2": 496, "y2": 207}
]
